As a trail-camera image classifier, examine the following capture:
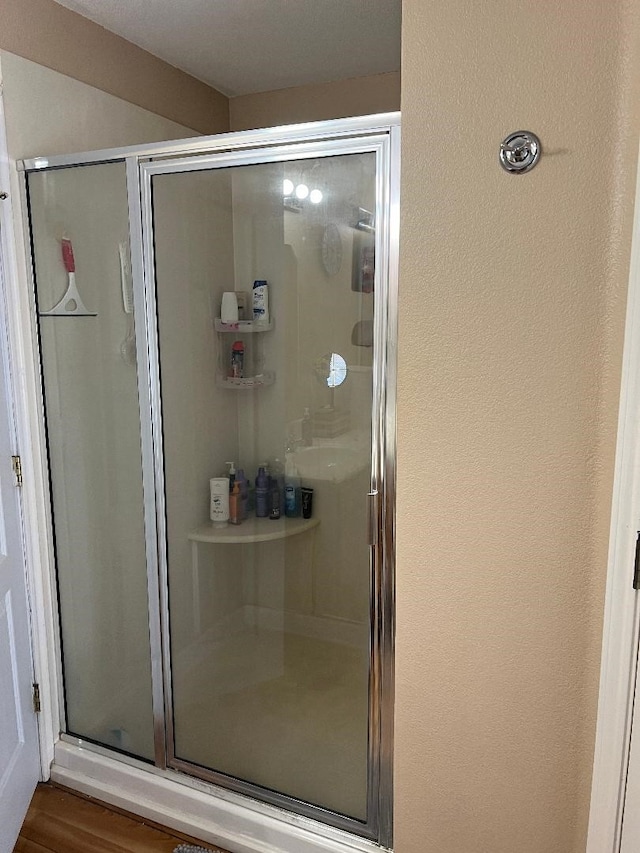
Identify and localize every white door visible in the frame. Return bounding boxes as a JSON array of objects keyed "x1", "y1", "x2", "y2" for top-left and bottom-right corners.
[
  {"x1": 621, "y1": 616, "x2": 640, "y2": 852},
  {"x1": 0, "y1": 226, "x2": 41, "y2": 851}
]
